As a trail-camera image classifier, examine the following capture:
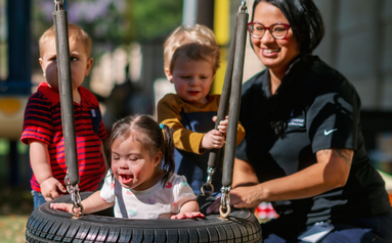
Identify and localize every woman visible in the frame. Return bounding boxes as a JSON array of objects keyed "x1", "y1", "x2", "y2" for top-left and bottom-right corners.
[{"x1": 207, "y1": 0, "x2": 392, "y2": 242}]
